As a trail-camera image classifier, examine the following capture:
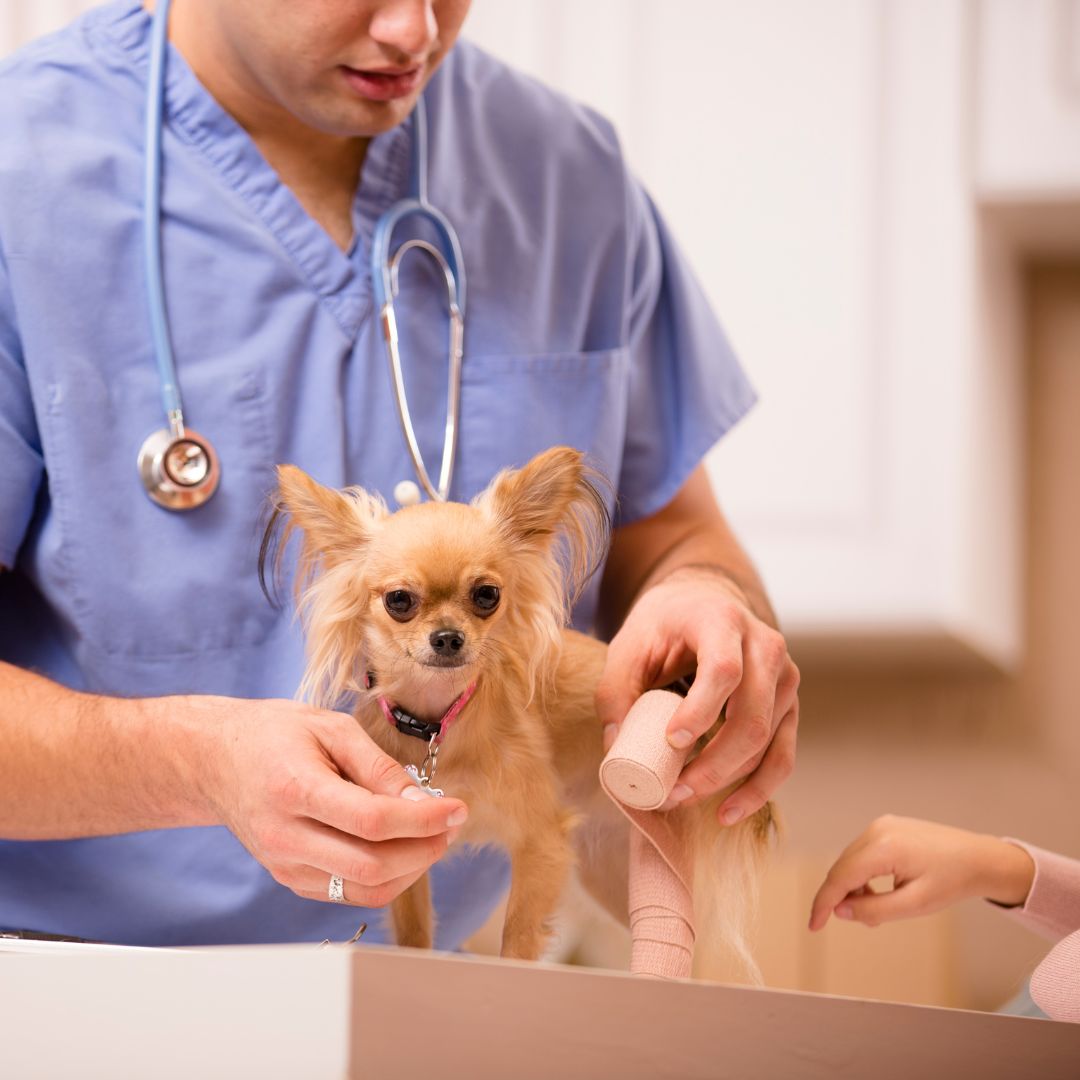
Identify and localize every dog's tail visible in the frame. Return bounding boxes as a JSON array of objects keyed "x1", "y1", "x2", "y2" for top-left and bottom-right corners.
[{"x1": 689, "y1": 800, "x2": 778, "y2": 984}]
